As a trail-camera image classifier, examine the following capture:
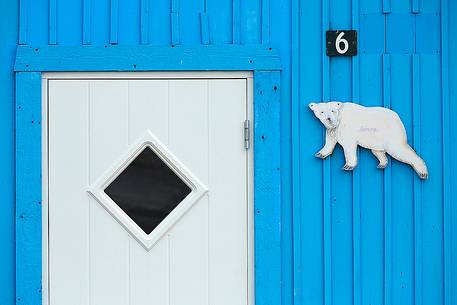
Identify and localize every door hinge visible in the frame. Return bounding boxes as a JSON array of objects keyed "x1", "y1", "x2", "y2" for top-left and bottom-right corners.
[{"x1": 244, "y1": 119, "x2": 250, "y2": 149}]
